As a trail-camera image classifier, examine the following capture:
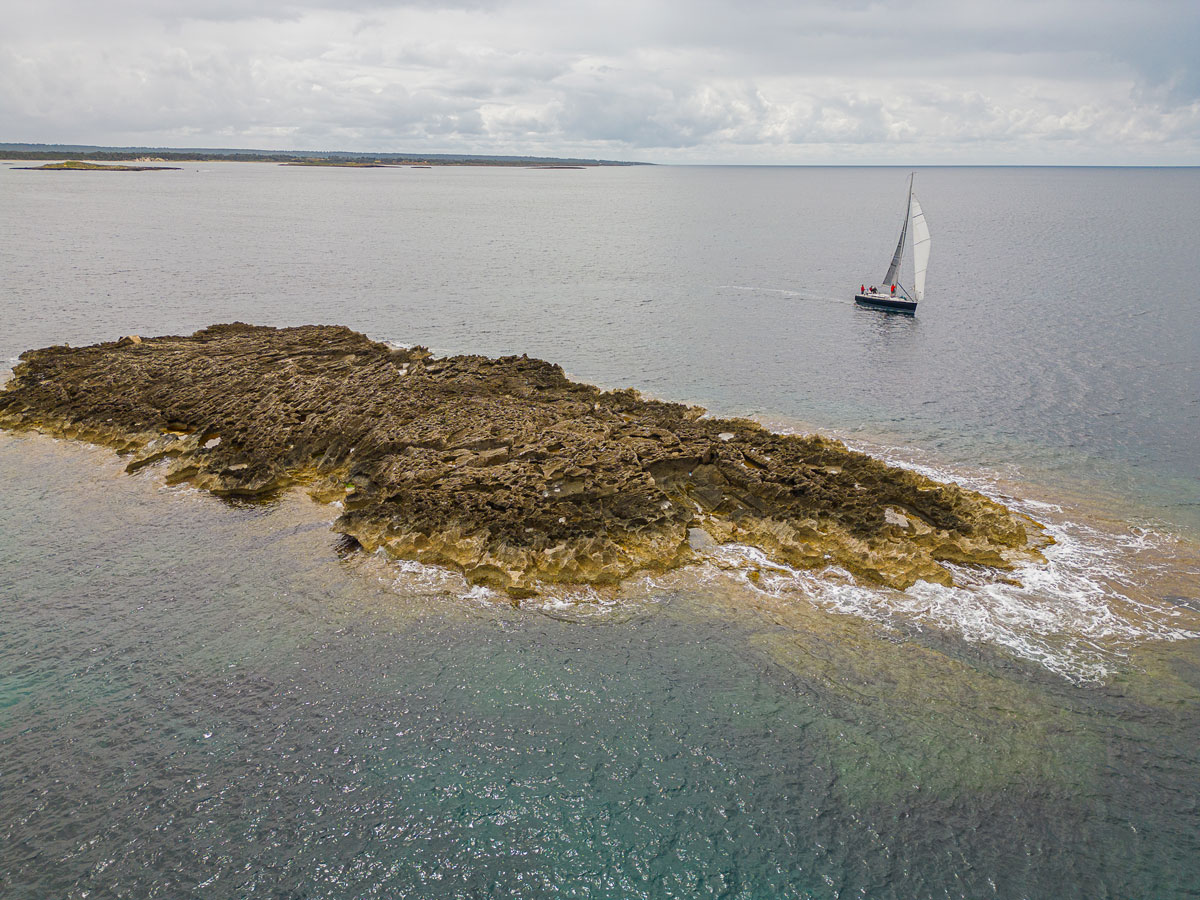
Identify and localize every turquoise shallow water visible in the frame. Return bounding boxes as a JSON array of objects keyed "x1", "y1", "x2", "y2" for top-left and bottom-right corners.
[
  {"x1": 2, "y1": 164, "x2": 1200, "y2": 898},
  {"x1": 2, "y1": 435, "x2": 1199, "y2": 899}
]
